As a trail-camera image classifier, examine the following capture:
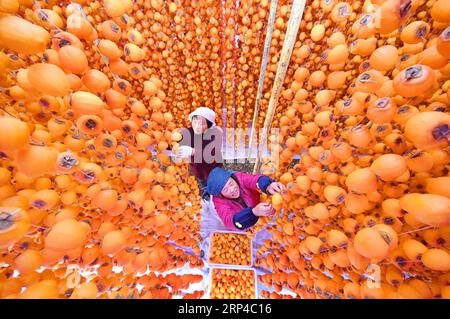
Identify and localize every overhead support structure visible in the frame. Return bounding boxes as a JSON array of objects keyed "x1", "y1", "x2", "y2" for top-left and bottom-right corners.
[
  {"x1": 253, "y1": 0, "x2": 307, "y2": 174},
  {"x1": 247, "y1": 0, "x2": 279, "y2": 161}
]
